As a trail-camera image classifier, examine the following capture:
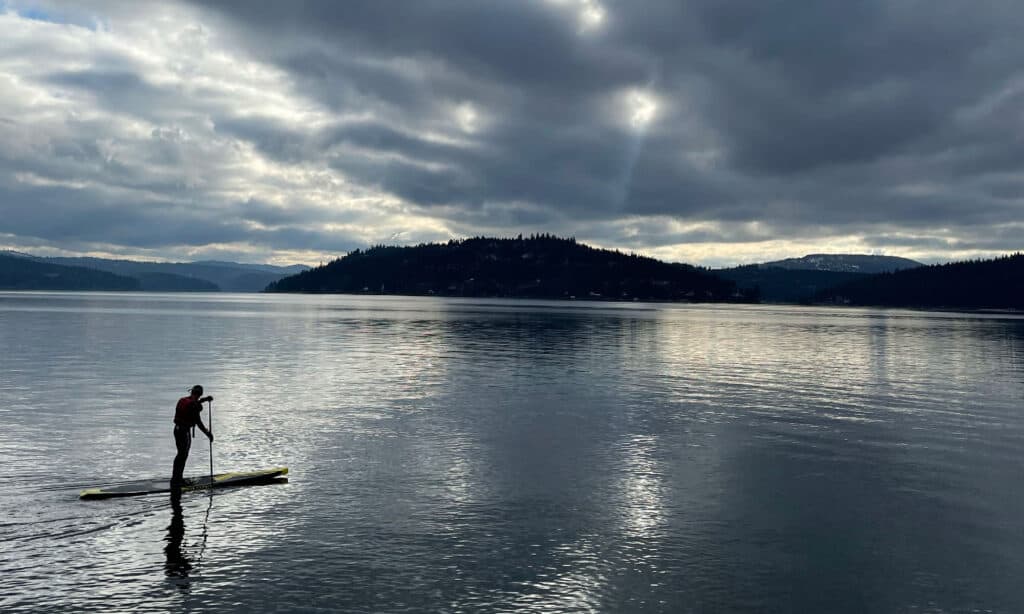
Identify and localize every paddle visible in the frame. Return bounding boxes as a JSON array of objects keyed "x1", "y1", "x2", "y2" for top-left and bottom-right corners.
[{"x1": 208, "y1": 399, "x2": 214, "y2": 481}]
